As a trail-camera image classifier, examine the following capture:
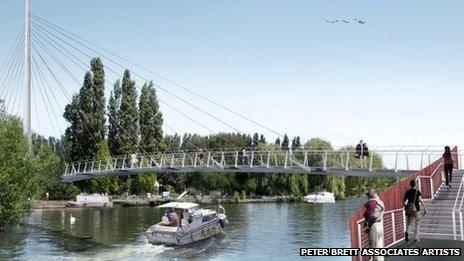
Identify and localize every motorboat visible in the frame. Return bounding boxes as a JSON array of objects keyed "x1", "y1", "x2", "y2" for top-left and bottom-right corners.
[
  {"x1": 146, "y1": 202, "x2": 228, "y2": 246},
  {"x1": 303, "y1": 191, "x2": 335, "y2": 203},
  {"x1": 67, "y1": 193, "x2": 112, "y2": 208}
]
